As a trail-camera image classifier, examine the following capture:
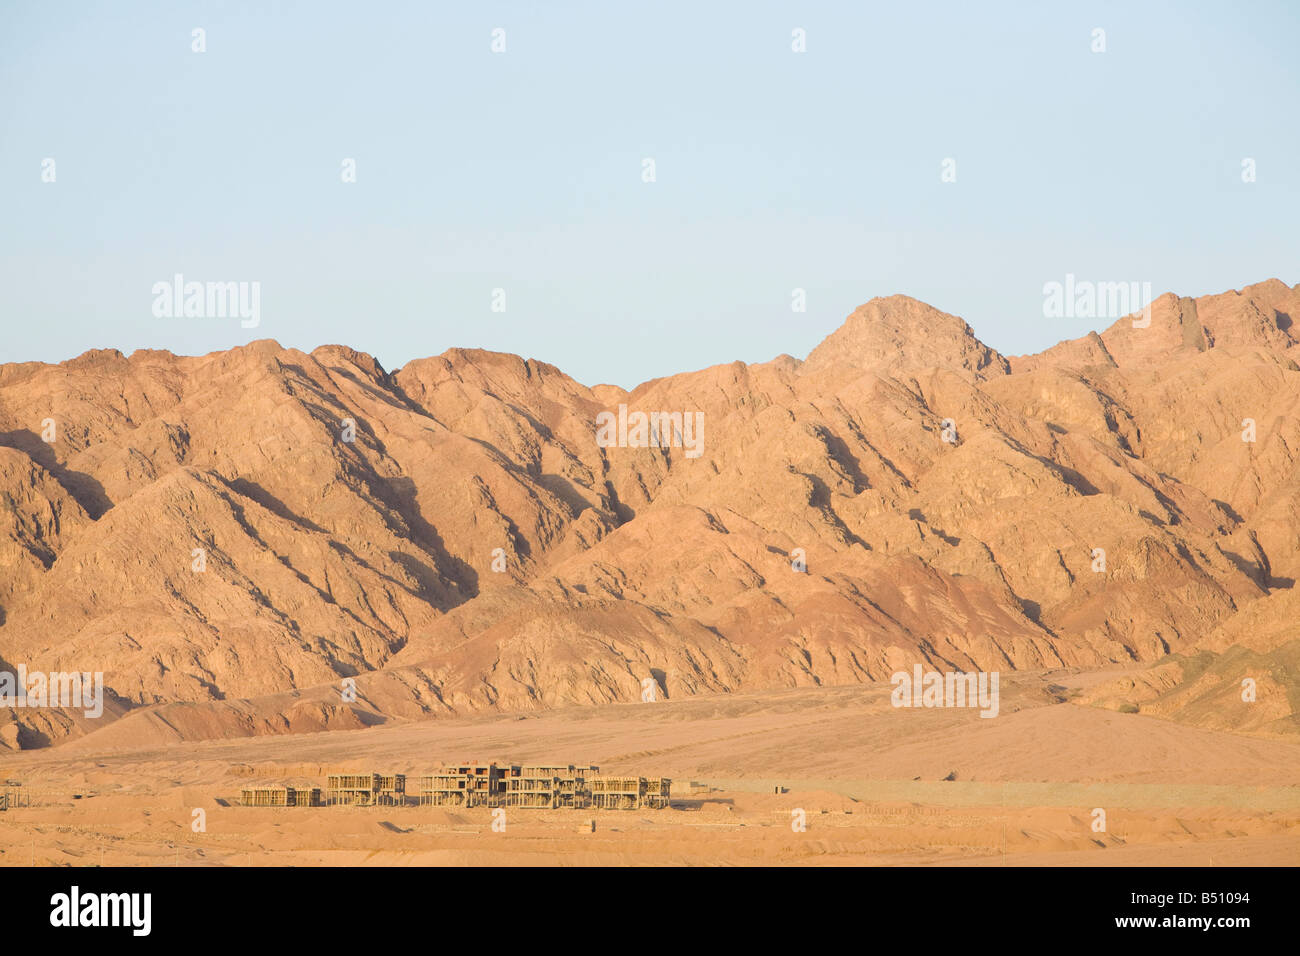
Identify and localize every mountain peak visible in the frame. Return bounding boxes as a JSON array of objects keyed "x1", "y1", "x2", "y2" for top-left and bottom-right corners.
[{"x1": 804, "y1": 295, "x2": 1010, "y2": 380}]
